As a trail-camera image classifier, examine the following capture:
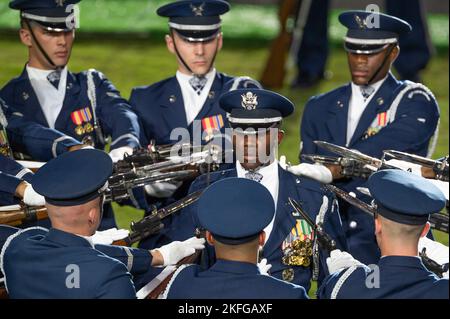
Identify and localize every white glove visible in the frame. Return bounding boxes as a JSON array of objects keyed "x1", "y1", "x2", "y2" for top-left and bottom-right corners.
[
  {"x1": 91, "y1": 228, "x2": 130, "y2": 245},
  {"x1": 418, "y1": 237, "x2": 449, "y2": 266},
  {"x1": 257, "y1": 258, "x2": 272, "y2": 275},
  {"x1": 326, "y1": 249, "x2": 364, "y2": 274},
  {"x1": 109, "y1": 146, "x2": 134, "y2": 163},
  {"x1": 23, "y1": 184, "x2": 45, "y2": 206},
  {"x1": 144, "y1": 181, "x2": 182, "y2": 198},
  {"x1": 385, "y1": 159, "x2": 422, "y2": 176},
  {"x1": 286, "y1": 163, "x2": 333, "y2": 184},
  {"x1": 155, "y1": 236, "x2": 206, "y2": 266}
]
